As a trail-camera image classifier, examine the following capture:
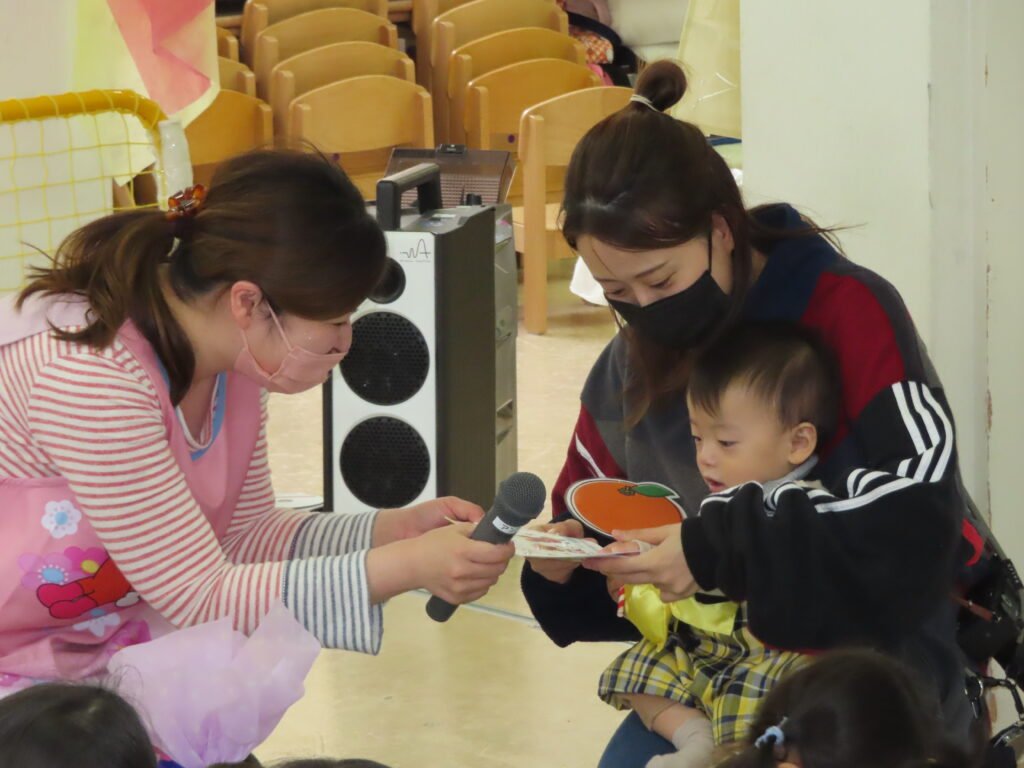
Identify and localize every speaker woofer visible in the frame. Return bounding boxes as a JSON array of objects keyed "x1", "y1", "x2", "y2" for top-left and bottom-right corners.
[
  {"x1": 341, "y1": 312, "x2": 429, "y2": 406},
  {"x1": 340, "y1": 417, "x2": 431, "y2": 508}
]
